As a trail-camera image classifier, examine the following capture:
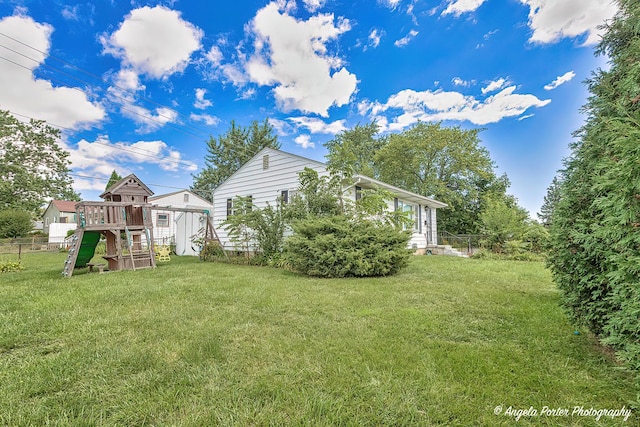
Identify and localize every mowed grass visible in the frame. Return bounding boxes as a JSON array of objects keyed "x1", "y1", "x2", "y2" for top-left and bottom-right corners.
[{"x1": 0, "y1": 253, "x2": 635, "y2": 426}]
